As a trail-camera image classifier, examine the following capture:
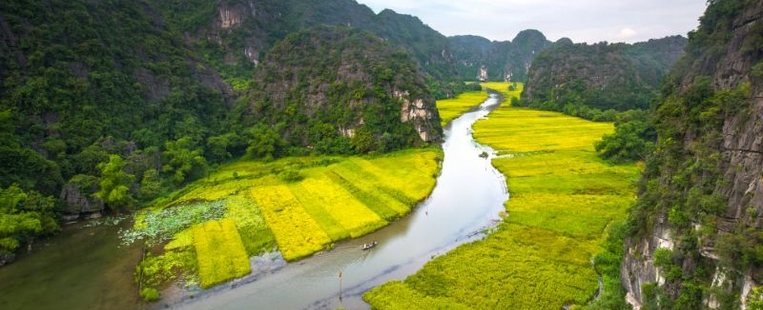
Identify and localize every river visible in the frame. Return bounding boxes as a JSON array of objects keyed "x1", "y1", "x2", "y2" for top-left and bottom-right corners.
[
  {"x1": 0, "y1": 219, "x2": 143, "y2": 310},
  {"x1": 167, "y1": 93, "x2": 509, "y2": 310},
  {"x1": 0, "y1": 93, "x2": 508, "y2": 310}
]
